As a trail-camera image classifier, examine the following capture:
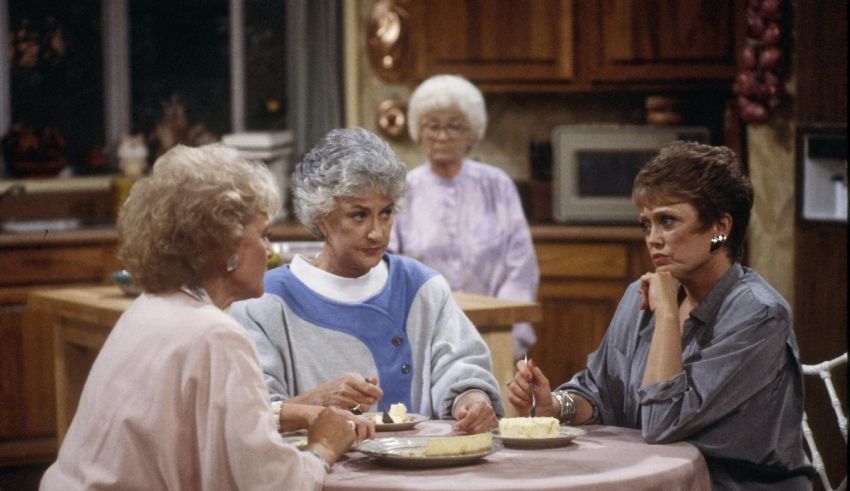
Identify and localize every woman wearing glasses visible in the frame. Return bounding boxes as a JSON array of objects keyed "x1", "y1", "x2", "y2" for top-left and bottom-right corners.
[{"x1": 389, "y1": 74, "x2": 540, "y2": 361}]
